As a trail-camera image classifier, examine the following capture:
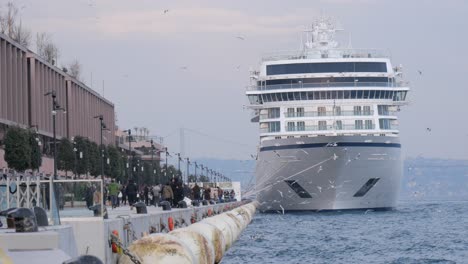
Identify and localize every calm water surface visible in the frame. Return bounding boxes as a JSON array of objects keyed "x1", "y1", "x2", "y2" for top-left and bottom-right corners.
[{"x1": 222, "y1": 201, "x2": 468, "y2": 264}]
